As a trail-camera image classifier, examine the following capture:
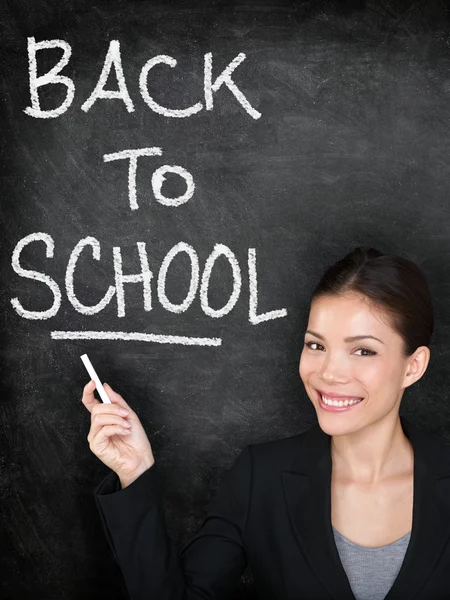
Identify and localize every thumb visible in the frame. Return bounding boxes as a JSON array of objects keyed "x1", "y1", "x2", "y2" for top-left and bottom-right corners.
[
  {"x1": 81, "y1": 379, "x2": 98, "y2": 410},
  {"x1": 103, "y1": 383, "x2": 132, "y2": 411}
]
